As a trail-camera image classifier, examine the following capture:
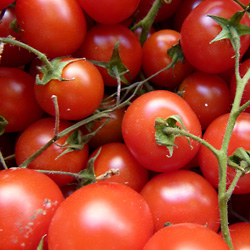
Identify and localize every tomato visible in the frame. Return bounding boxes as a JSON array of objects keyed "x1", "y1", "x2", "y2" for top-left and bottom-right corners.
[
  {"x1": 0, "y1": 67, "x2": 44, "y2": 133},
  {"x1": 0, "y1": 0, "x2": 14, "y2": 10},
  {"x1": 34, "y1": 57, "x2": 104, "y2": 121},
  {"x1": 75, "y1": 24, "x2": 142, "y2": 86},
  {"x1": 230, "y1": 58, "x2": 250, "y2": 113},
  {"x1": 180, "y1": 0, "x2": 250, "y2": 73},
  {"x1": 142, "y1": 29, "x2": 194, "y2": 88},
  {"x1": 219, "y1": 222, "x2": 250, "y2": 250},
  {"x1": 88, "y1": 142, "x2": 149, "y2": 192},
  {"x1": 173, "y1": 0, "x2": 204, "y2": 31},
  {"x1": 143, "y1": 223, "x2": 230, "y2": 250},
  {"x1": 140, "y1": 170, "x2": 220, "y2": 233},
  {"x1": 0, "y1": 168, "x2": 64, "y2": 250},
  {"x1": 15, "y1": 0, "x2": 87, "y2": 59},
  {"x1": 48, "y1": 182, "x2": 154, "y2": 250},
  {"x1": 178, "y1": 71, "x2": 232, "y2": 130},
  {"x1": 82, "y1": 95, "x2": 125, "y2": 149},
  {"x1": 122, "y1": 90, "x2": 202, "y2": 172},
  {"x1": 135, "y1": 0, "x2": 182, "y2": 23},
  {"x1": 15, "y1": 117, "x2": 89, "y2": 187},
  {"x1": 77, "y1": 0, "x2": 140, "y2": 24},
  {"x1": 199, "y1": 112, "x2": 250, "y2": 194},
  {"x1": 0, "y1": 7, "x2": 35, "y2": 67}
]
